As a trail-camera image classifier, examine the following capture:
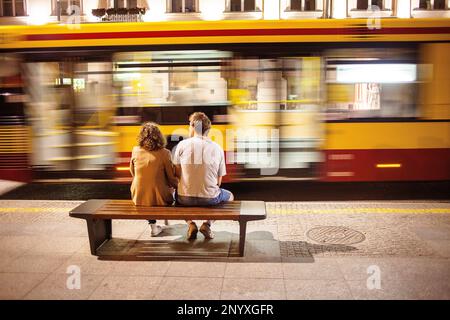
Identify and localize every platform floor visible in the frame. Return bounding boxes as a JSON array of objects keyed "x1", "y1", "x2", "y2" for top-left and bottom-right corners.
[{"x1": 0, "y1": 200, "x2": 449, "y2": 300}]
